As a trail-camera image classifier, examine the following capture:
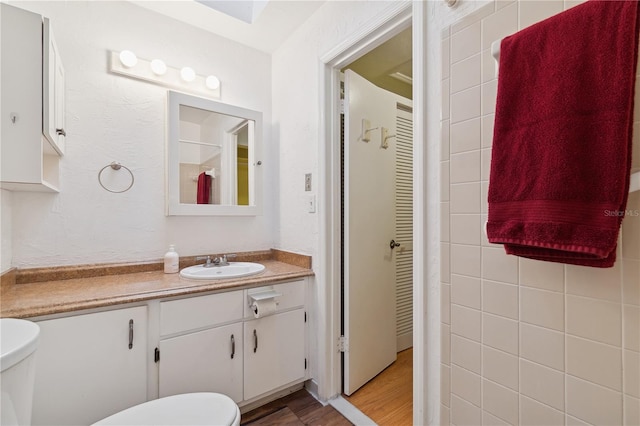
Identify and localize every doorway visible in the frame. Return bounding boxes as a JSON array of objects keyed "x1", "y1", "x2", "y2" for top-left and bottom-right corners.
[
  {"x1": 318, "y1": 2, "x2": 437, "y2": 424},
  {"x1": 339, "y1": 26, "x2": 414, "y2": 425}
]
